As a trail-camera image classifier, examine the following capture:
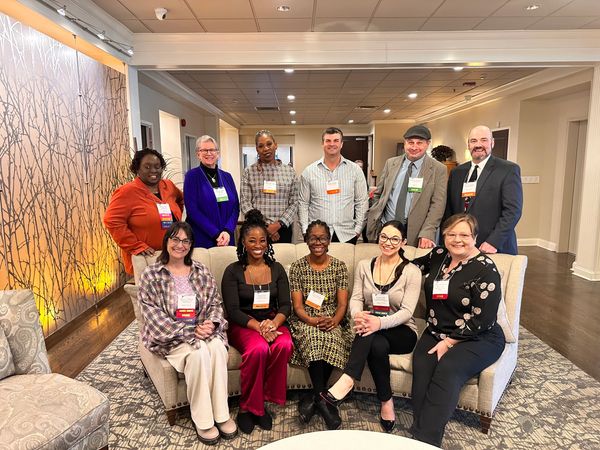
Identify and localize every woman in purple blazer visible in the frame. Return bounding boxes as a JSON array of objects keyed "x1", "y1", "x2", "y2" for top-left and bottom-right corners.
[{"x1": 184, "y1": 135, "x2": 240, "y2": 248}]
